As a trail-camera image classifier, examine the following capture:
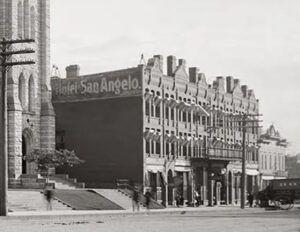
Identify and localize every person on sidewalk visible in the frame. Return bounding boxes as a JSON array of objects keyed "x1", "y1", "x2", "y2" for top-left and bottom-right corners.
[
  {"x1": 132, "y1": 188, "x2": 140, "y2": 212},
  {"x1": 194, "y1": 190, "x2": 201, "y2": 207},
  {"x1": 145, "y1": 190, "x2": 152, "y2": 211},
  {"x1": 44, "y1": 186, "x2": 54, "y2": 211},
  {"x1": 247, "y1": 192, "x2": 254, "y2": 207},
  {"x1": 175, "y1": 193, "x2": 182, "y2": 207}
]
